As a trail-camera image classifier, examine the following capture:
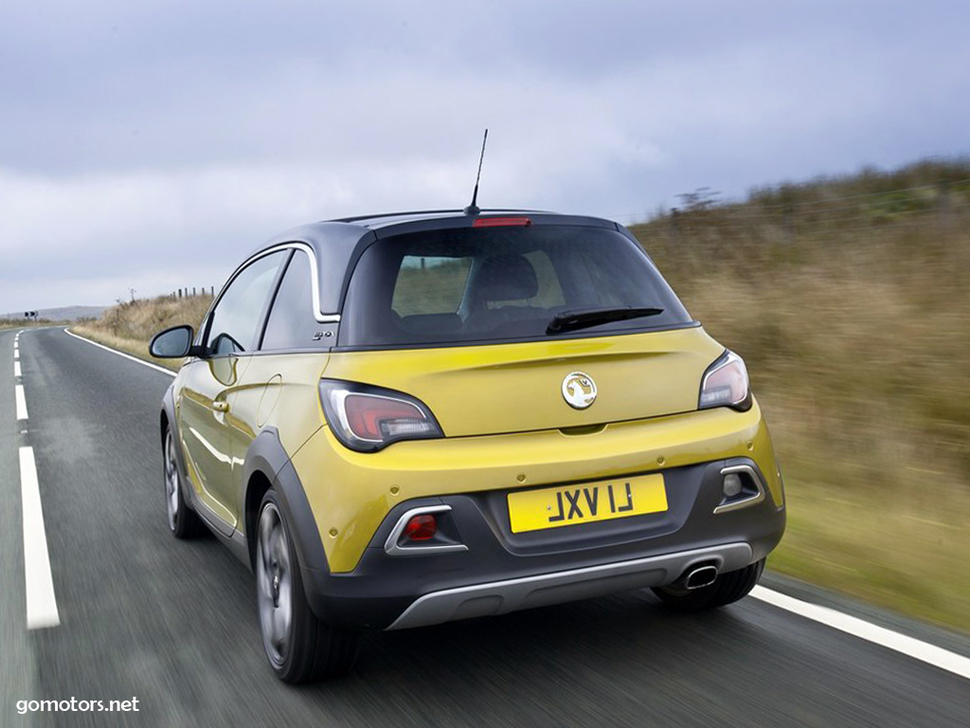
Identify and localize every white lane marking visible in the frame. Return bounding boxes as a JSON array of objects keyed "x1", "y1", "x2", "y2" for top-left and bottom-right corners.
[
  {"x1": 14, "y1": 361, "x2": 22, "y2": 378},
  {"x1": 14, "y1": 349, "x2": 19, "y2": 360},
  {"x1": 14, "y1": 341, "x2": 18, "y2": 349},
  {"x1": 752, "y1": 586, "x2": 970, "y2": 681},
  {"x1": 20, "y1": 447, "x2": 60, "y2": 629},
  {"x1": 15, "y1": 384, "x2": 28, "y2": 420},
  {"x1": 64, "y1": 329, "x2": 176, "y2": 378}
]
